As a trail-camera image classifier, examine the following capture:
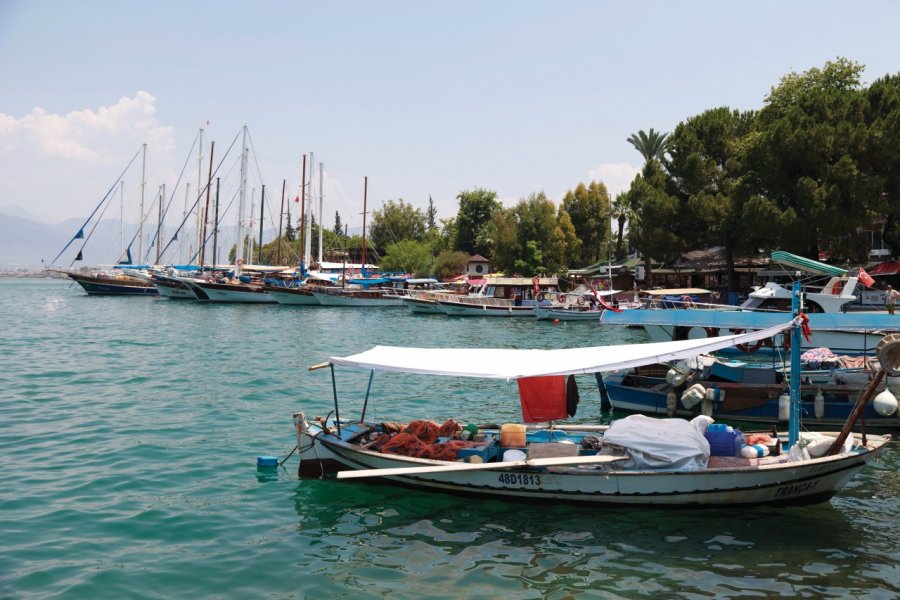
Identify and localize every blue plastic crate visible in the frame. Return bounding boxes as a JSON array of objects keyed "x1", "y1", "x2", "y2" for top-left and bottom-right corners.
[
  {"x1": 457, "y1": 438, "x2": 498, "y2": 461},
  {"x1": 704, "y1": 428, "x2": 743, "y2": 457}
]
